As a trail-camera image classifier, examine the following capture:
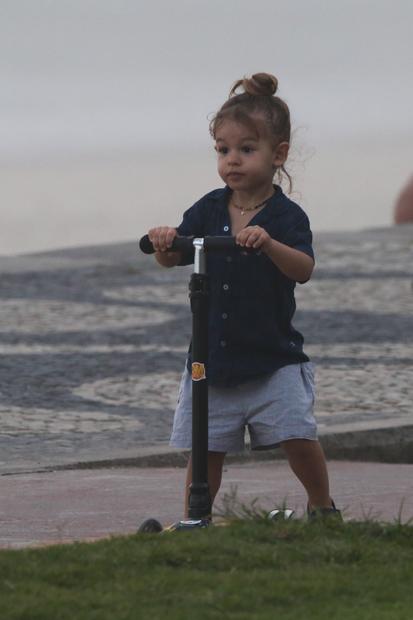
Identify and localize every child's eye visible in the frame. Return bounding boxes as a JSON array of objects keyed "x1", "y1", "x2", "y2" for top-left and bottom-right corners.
[
  {"x1": 215, "y1": 146, "x2": 228, "y2": 155},
  {"x1": 242, "y1": 146, "x2": 254, "y2": 153}
]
